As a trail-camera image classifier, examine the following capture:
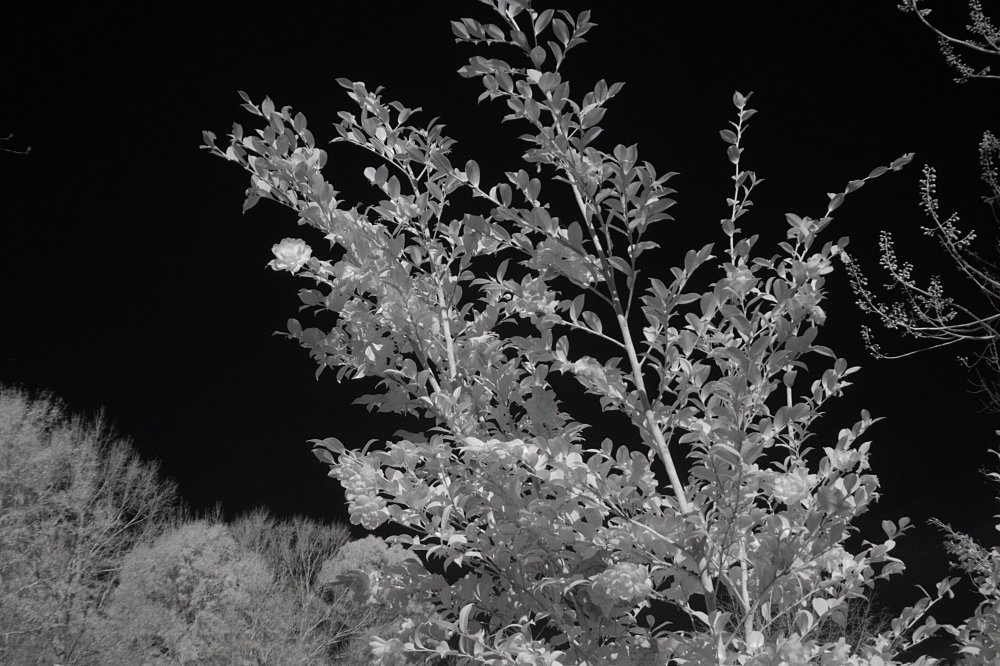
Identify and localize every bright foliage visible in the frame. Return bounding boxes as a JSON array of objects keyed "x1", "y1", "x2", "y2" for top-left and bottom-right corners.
[{"x1": 205, "y1": 1, "x2": 1000, "y2": 663}]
